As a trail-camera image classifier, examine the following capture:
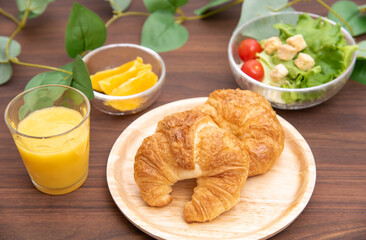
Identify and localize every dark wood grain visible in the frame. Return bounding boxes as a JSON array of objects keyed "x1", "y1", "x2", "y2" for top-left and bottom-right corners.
[{"x1": 1, "y1": 1, "x2": 365, "y2": 239}]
